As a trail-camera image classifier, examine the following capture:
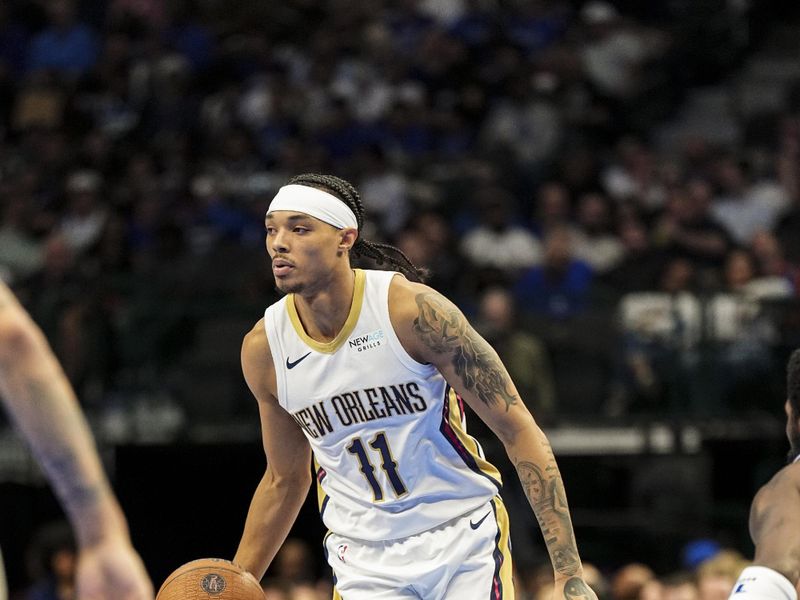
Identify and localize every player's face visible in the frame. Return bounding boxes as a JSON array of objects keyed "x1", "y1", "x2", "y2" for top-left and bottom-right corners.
[
  {"x1": 785, "y1": 399, "x2": 800, "y2": 463},
  {"x1": 265, "y1": 211, "x2": 347, "y2": 295}
]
